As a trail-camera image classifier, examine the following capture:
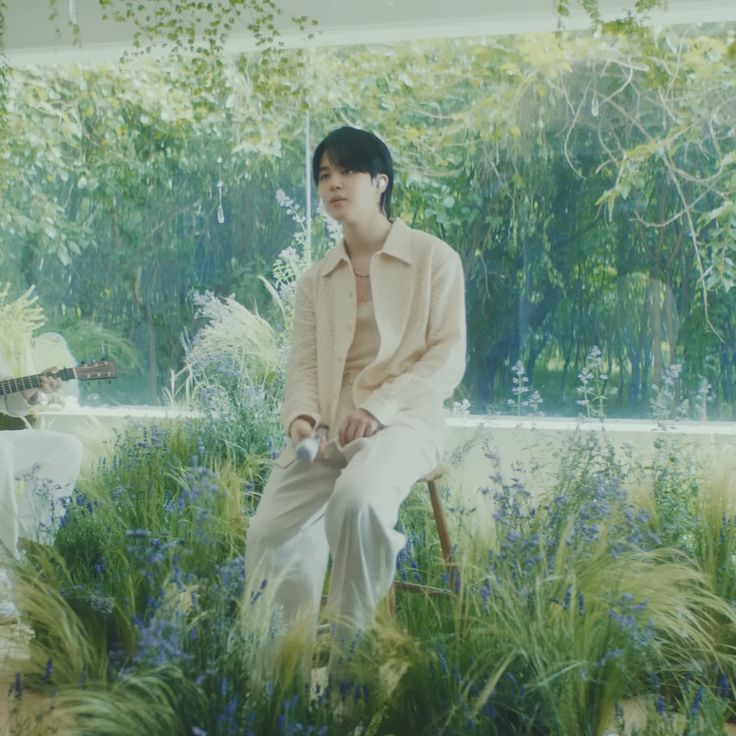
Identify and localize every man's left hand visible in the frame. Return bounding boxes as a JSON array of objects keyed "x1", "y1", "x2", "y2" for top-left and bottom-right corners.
[
  {"x1": 24, "y1": 366, "x2": 62, "y2": 403},
  {"x1": 338, "y1": 408, "x2": 382, "y2": 446},
  {"x1": 38, "y1": 367, "x2": 62, "y2": 394}
]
